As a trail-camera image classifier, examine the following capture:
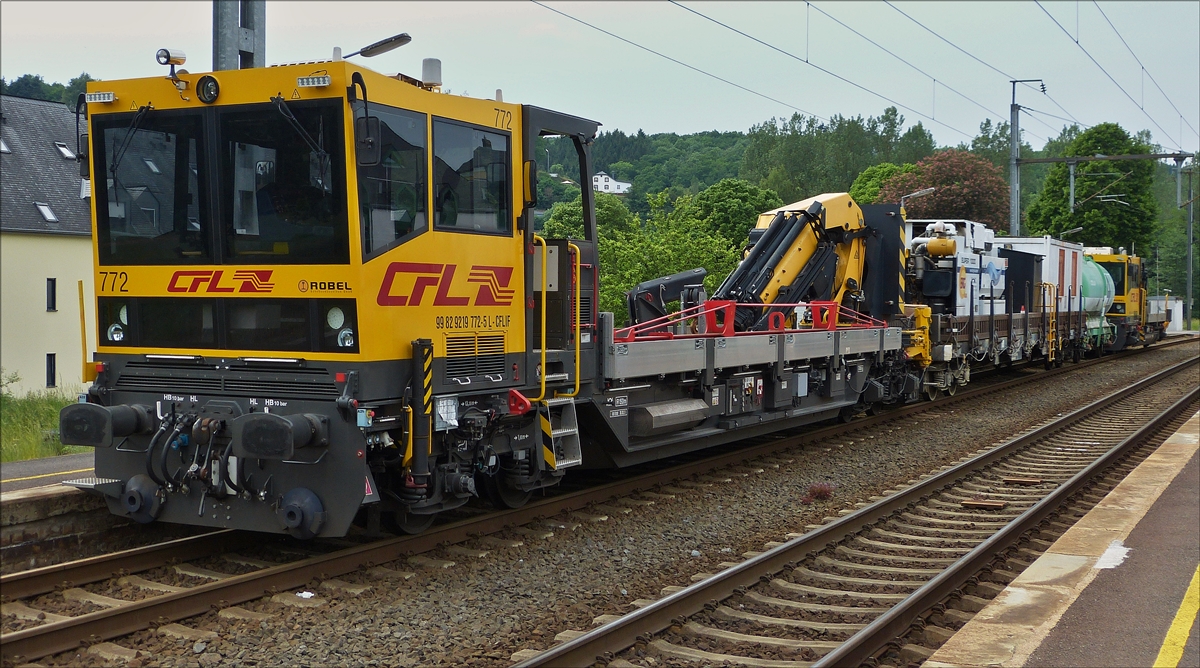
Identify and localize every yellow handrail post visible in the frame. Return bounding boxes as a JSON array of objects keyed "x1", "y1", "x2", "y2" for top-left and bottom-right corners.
[
  {"x1": 558, "y1": 242, "x2": 582, "y2": 398},
  {"x1": 531, "y1": 235, "x2": 549, "y2": 402},
  {"x1": 79, "y1": 280, "x2": 96, "y2": 383}
]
